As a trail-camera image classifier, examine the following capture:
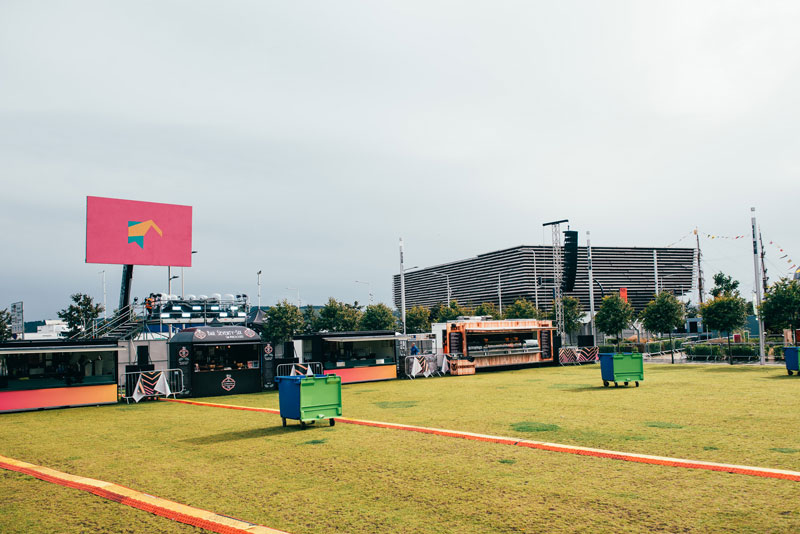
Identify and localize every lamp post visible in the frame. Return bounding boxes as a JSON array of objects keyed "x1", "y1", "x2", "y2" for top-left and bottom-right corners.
[
  {"x1": 286, "y1": 287, "x2": 301, "y2": 308},
  {"x1": 432, "y1": 271, "x2": 451, "y2": 304},
  {"x1": 99, "y1": 270, "x2": 106, "y2": 320},
  {"x1": 497, "y1": 273, "x2": 502, "y2": 315},
  {"x1": 355, "y1": 280, "x2": 373, "y2": 305},
  {"x1": 181, "y1": 250, "x2": 198, "y2": 299},
  {"x1": 257, "y1": 270, "x2": 262, "y2": 309}
]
